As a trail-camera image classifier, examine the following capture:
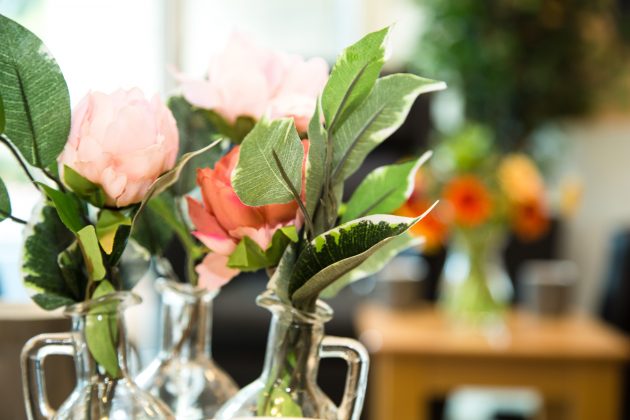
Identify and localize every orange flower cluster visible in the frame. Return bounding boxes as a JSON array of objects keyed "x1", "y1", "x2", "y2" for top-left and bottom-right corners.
[{"x1": 396, "y1": 153, "x2": 551, "y2": 249}]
